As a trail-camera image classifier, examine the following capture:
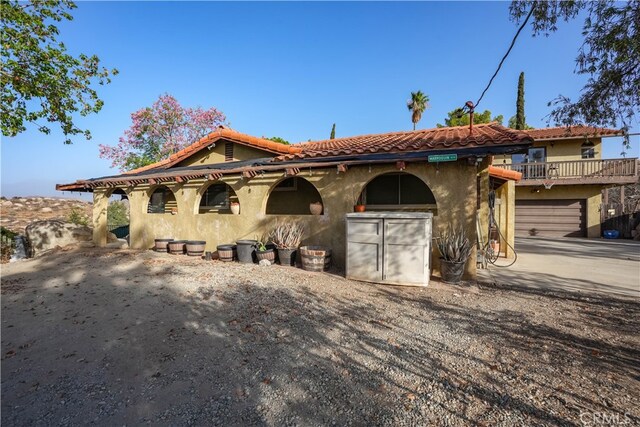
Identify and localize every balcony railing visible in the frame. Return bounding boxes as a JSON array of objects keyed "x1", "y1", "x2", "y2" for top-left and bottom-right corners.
[{"x1": 493, "y1": 158, "x2": 639, "y2": 185}]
